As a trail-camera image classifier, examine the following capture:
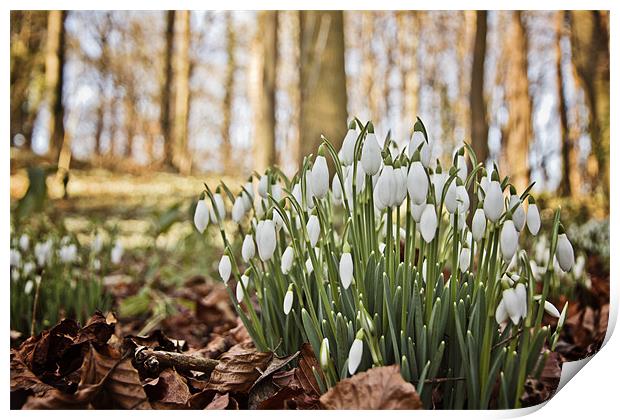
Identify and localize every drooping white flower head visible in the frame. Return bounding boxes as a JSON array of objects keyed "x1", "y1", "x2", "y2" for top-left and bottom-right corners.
[
  {"x1": 495, "y1": 299, "x2": 508, "y2": 324},
  {"x1": 306, "y1": 215, "x2": 321, "y2": 247},
  {"x1": 459, "y1": 247, "x2": 471, "y2": 273},
  {"x1": 232, "y1": 196, "x2": 246, "y2": 224},
  {"x1": 444, "y1": 179, "x2": 458, "y2": 214},
  {"x1": 515, "y1": 283, "x2": 527, "y2": 321},
  {"x1": 311, "y1": 154, "x2": 329, "y2": 199},
  {"x1": 23, "y1": 261, "x2": 35, "y2": 277},
  {"x1": 111, "y1": 241, "x2": 123, "y2": 265},
  {"x1": 242, "y1": 234, "x2": 255, "y2": 262},
  {"x1": 509, "y1": 194, "x2": 526, "y2": 232},
  {"x1": 348, "y1": 332, "x2": 364, "y2": 375},
  {"x1": 573, "y1": 255, "x2": 585, "y2": 279},
  {"x1": 236, "y1": 274, "x2": 250, "y2": 302},
  {"x1": 456, "y1": 185, "x2": 470, "y2": 214},
  {"x1": 92, "y1": 233, "x2": 103, "y2": 254},
  {"x1": 332, "y1": 173, "x2": 343, "y2": 205},
  {"x1": 456, "y1": 154, "x2": 468, "y2": 182},
  {"x1": 59, "y1": 244, "x2": 77, "y2": 264},
  {"x1": 374, "y1": 165, "x2": 395, "y2": 210},
  {"x1": 431, "y1": 172, "x2": 448, "y2": 205},
  {"x1": 407, "y1": 131, "x2": 425, "y2": 158},
  {"x1": 420, "y1": 204, "x2": 438, "y2": 243},
  {"x1": 410, "y1": 203, "x2": 425, "y2": 223},
  {"x1": 556, "y1": 233, "x2": 575, "y2": 272},
  {"x1": 281, "y1": 246, "x2": 294, "y2": 275},
  {"x1": 544, "y1": 300, "x2": 560, "y2": 318},
  {"x1": 242, "y1": 181, "x2": 254, "y2": 210},
  {"x1": 283, "y1": 286, "x2": 294, "y2": 315},
  {"x1": 219, "y1": 255, "x2": 232, "y2": 283},
  {"x1": 339, "y1": 128, "x2": 357, "y2": 166},
  {"x1": 526, "y1": 201, "x2": 541, "y2": 235},
  {"x1": 502, "y1": 287, "x2": 523, "y2": 325},
  {"x1": 420, "y1": 140, "x2": 436, "y2": 169},
  {"x1": 24, "y1": 280, "x2": 34, "y2": 295},
  {"x1": 483, "y1": 180, "x2": 504, "y2": 222},
  {"x1": 272, "y1": 210, "x2": 286, "y2": 233},
  {"x1": 305, "y1": 257, "x2": 314, "y2": 275},
  {"x1": 194, "y1": 198, "x2": 210, "y2": 233},
  {"x1": 10, "y1": 249, "x2": 21, "y2": 267},
  {"x1": 500, "y1": 220, "x2": 518, "y2": 262},
  {"x1": 258, "y1": 174, "x2": 269, "y2": 198},
  {"x1": 210, "y1": 193, "x2": 226, "y2": 223},
  {"x1": 256, "y1": 220, "x2": 277, "y2": 262},
  {"x1": 19, "y1": 234, "x2": 30, "y2": 251},
  {"x1": 360, "y1": 132, "x2": 382, "y2": 176},
  {"x1": 393, "y1": 166, "x2": 408, "y2": 206},
  {"x1": 407, "y1": 161, "x2": 428, "y2": 205},
  {"x1": 34, "y1": 240, "x2": 52, "y2": 267},
  {"x1": 339, "y1": 252, "x2": 353, "y2": 289}
]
